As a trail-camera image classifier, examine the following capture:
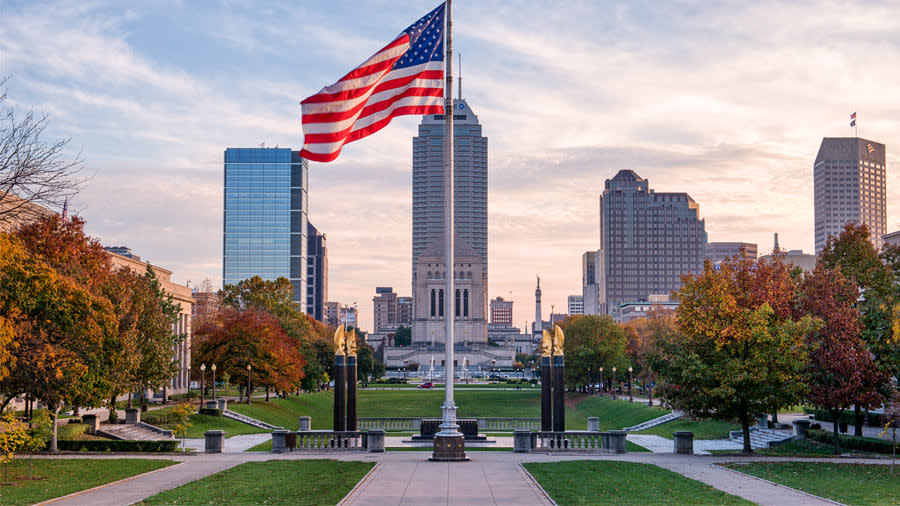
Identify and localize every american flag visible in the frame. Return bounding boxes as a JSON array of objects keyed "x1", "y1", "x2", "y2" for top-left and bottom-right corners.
[
  {"x1": 851, "y1": 112, "x2": 857, "y2": 127},
  {"x1": 300, "y1": 4, "x2": 445, "y2": 163}
]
